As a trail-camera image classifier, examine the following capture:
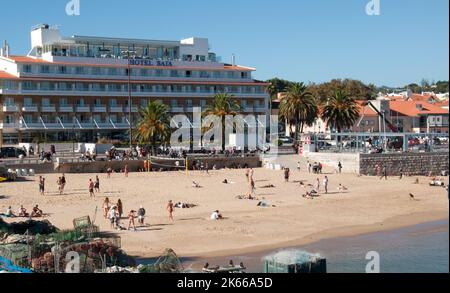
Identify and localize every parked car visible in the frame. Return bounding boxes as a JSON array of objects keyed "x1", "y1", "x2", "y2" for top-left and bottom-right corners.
[{"x1": 0, "y1": 147, "x2": 27, "y2": 159}]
